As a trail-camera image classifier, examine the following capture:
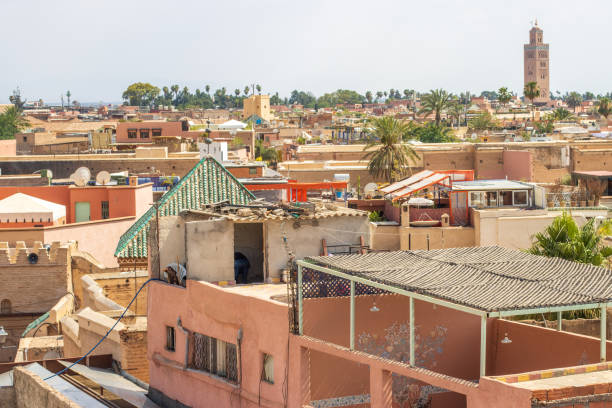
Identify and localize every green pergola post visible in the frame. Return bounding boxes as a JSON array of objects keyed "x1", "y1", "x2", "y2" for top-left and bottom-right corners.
[{"x1": 298, "y1": 264, "x2": 303, "y2": 335}]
